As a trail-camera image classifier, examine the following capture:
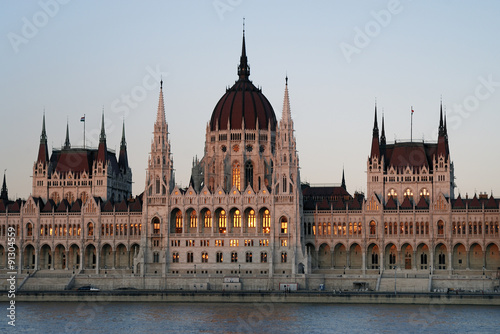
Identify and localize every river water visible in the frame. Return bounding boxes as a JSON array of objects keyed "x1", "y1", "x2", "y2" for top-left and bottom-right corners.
[{"x1": 3, "y1": 302, "x2": 500, "y2": 333}]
